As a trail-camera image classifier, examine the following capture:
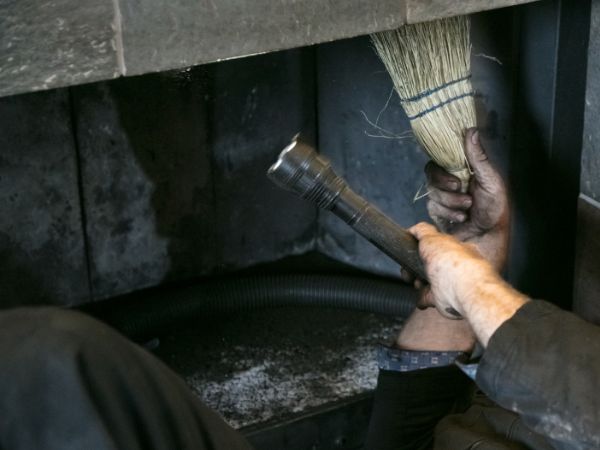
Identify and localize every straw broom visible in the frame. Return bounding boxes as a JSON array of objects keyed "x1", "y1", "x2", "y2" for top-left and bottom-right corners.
[{"x1": 371, "y1": 16, "x2": 476, "y2": 191}]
